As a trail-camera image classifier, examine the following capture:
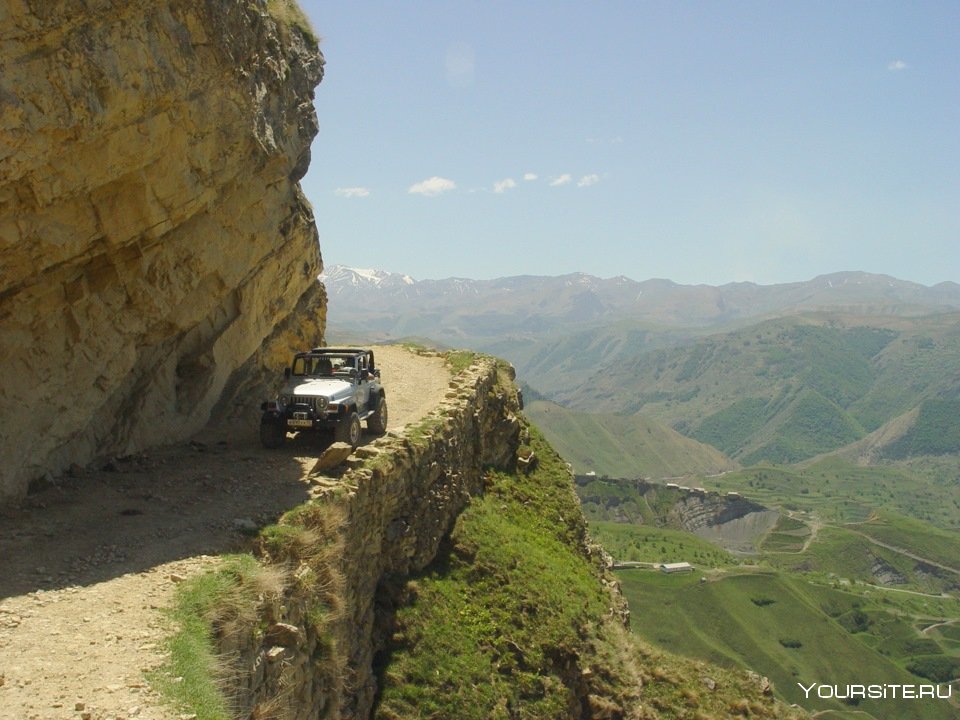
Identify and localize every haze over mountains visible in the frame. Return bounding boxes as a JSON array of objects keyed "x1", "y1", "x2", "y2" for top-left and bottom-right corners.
[
  {"x1": 324, "y1": 265, "x2": 960, "y2": 474},
  {"x1": 323, "y1": 265, "x2": 960, "y2": 340}
]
